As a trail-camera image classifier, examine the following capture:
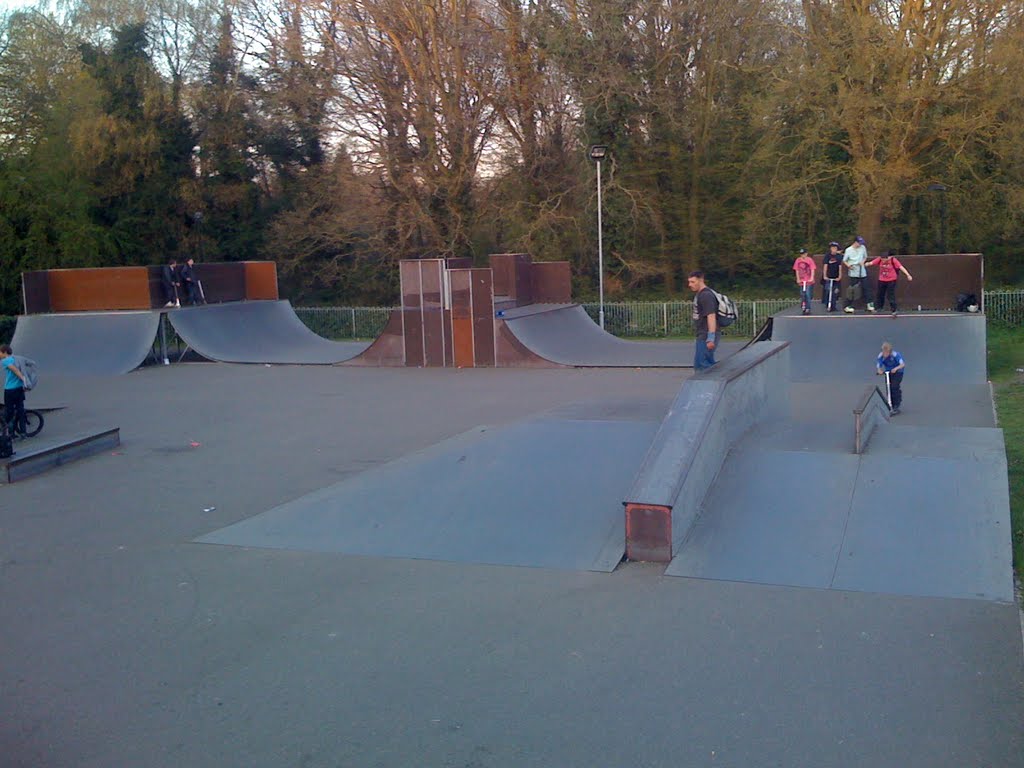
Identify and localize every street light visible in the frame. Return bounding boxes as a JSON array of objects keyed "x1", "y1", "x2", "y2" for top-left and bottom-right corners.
[
  {"x1": 928, "y1": 183, "x2": 948, "y2": 253},
  {"x1": 590, "y1": 145, "x2": 608, "y2": 329}
]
